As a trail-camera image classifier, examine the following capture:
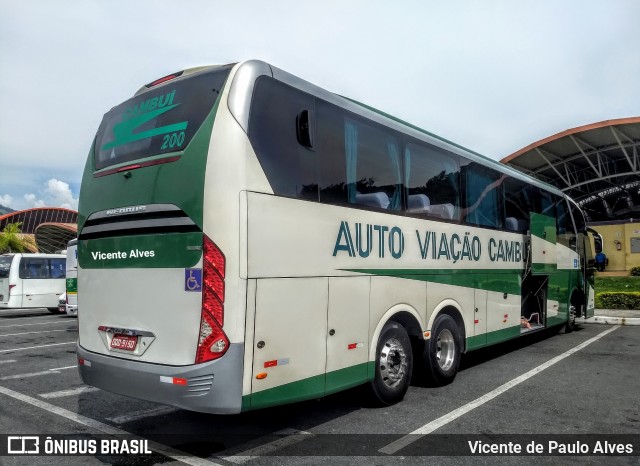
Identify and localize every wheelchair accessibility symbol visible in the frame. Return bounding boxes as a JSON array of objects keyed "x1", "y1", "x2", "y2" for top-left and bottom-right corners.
[{"x1": 185, "y1": 268, "x2": 202, "y2": 292}]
